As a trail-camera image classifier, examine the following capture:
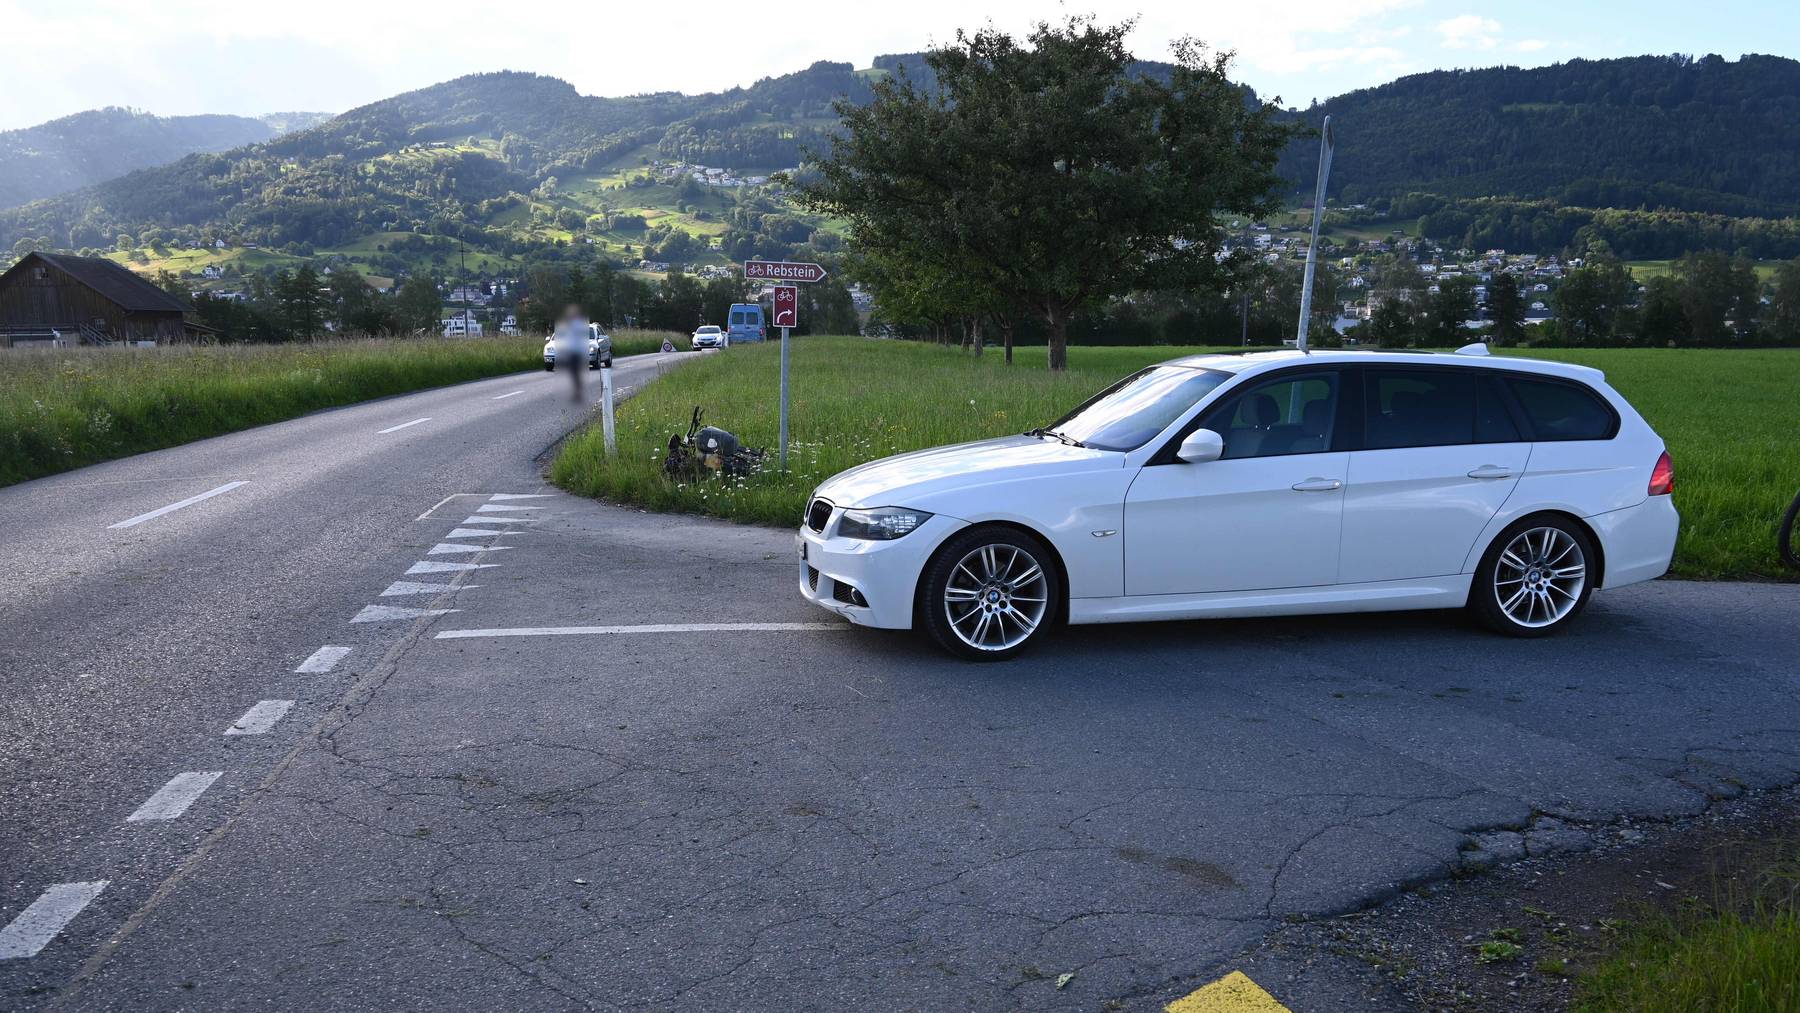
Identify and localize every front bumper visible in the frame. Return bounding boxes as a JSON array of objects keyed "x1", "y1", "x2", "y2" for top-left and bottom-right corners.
[
  {"x1": 692, "y1": 339, "x2": 721, "y2": 349},
  {"x1": 796, "y1": 510, "x2": 965, "y2": 629}
]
